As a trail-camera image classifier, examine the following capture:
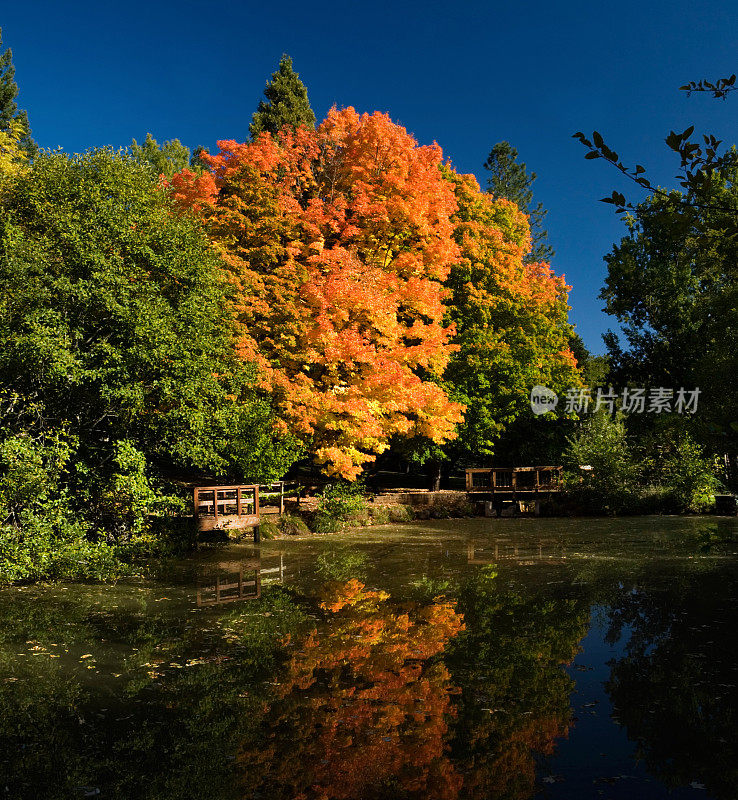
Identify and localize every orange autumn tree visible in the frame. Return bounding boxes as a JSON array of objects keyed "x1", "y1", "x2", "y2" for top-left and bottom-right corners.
[{"x1": 170, "y1": 108, "x2": 464, "y2": 478}]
